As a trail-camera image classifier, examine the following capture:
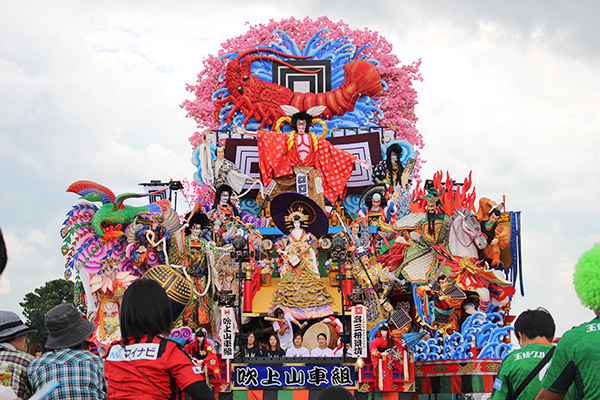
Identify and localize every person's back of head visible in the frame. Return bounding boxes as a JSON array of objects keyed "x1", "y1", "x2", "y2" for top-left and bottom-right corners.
[
  {"x1": 120, "y1": 278, "x2": 173, "y2": 339},
  {"x1": 0, "y1": 228, "x2": 6, "y2": 276},
  {"x1": 314, "y1": 386, "x2": 355, "y2": 400},
  {"x1": 514, "y1": 307, "x2": 555, "y2": 342},
  {"x1": 44, "y1": 303, "x2": 95, "y2": 350}
]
